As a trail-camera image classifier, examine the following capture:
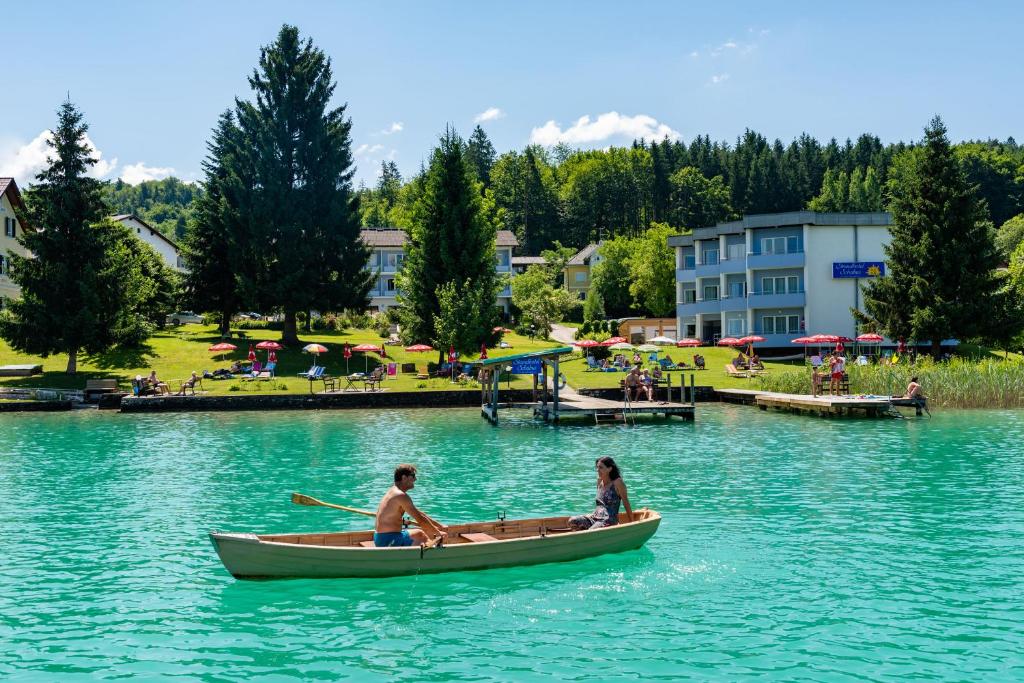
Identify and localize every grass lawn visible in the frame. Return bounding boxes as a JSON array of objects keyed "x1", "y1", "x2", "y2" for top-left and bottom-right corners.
[
  {"x1": 560, "y1": 346, "x2": 806, "y2": 391},
  {"x1": 0, "y1": 325, "x2": 566, "y2": 395}
]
